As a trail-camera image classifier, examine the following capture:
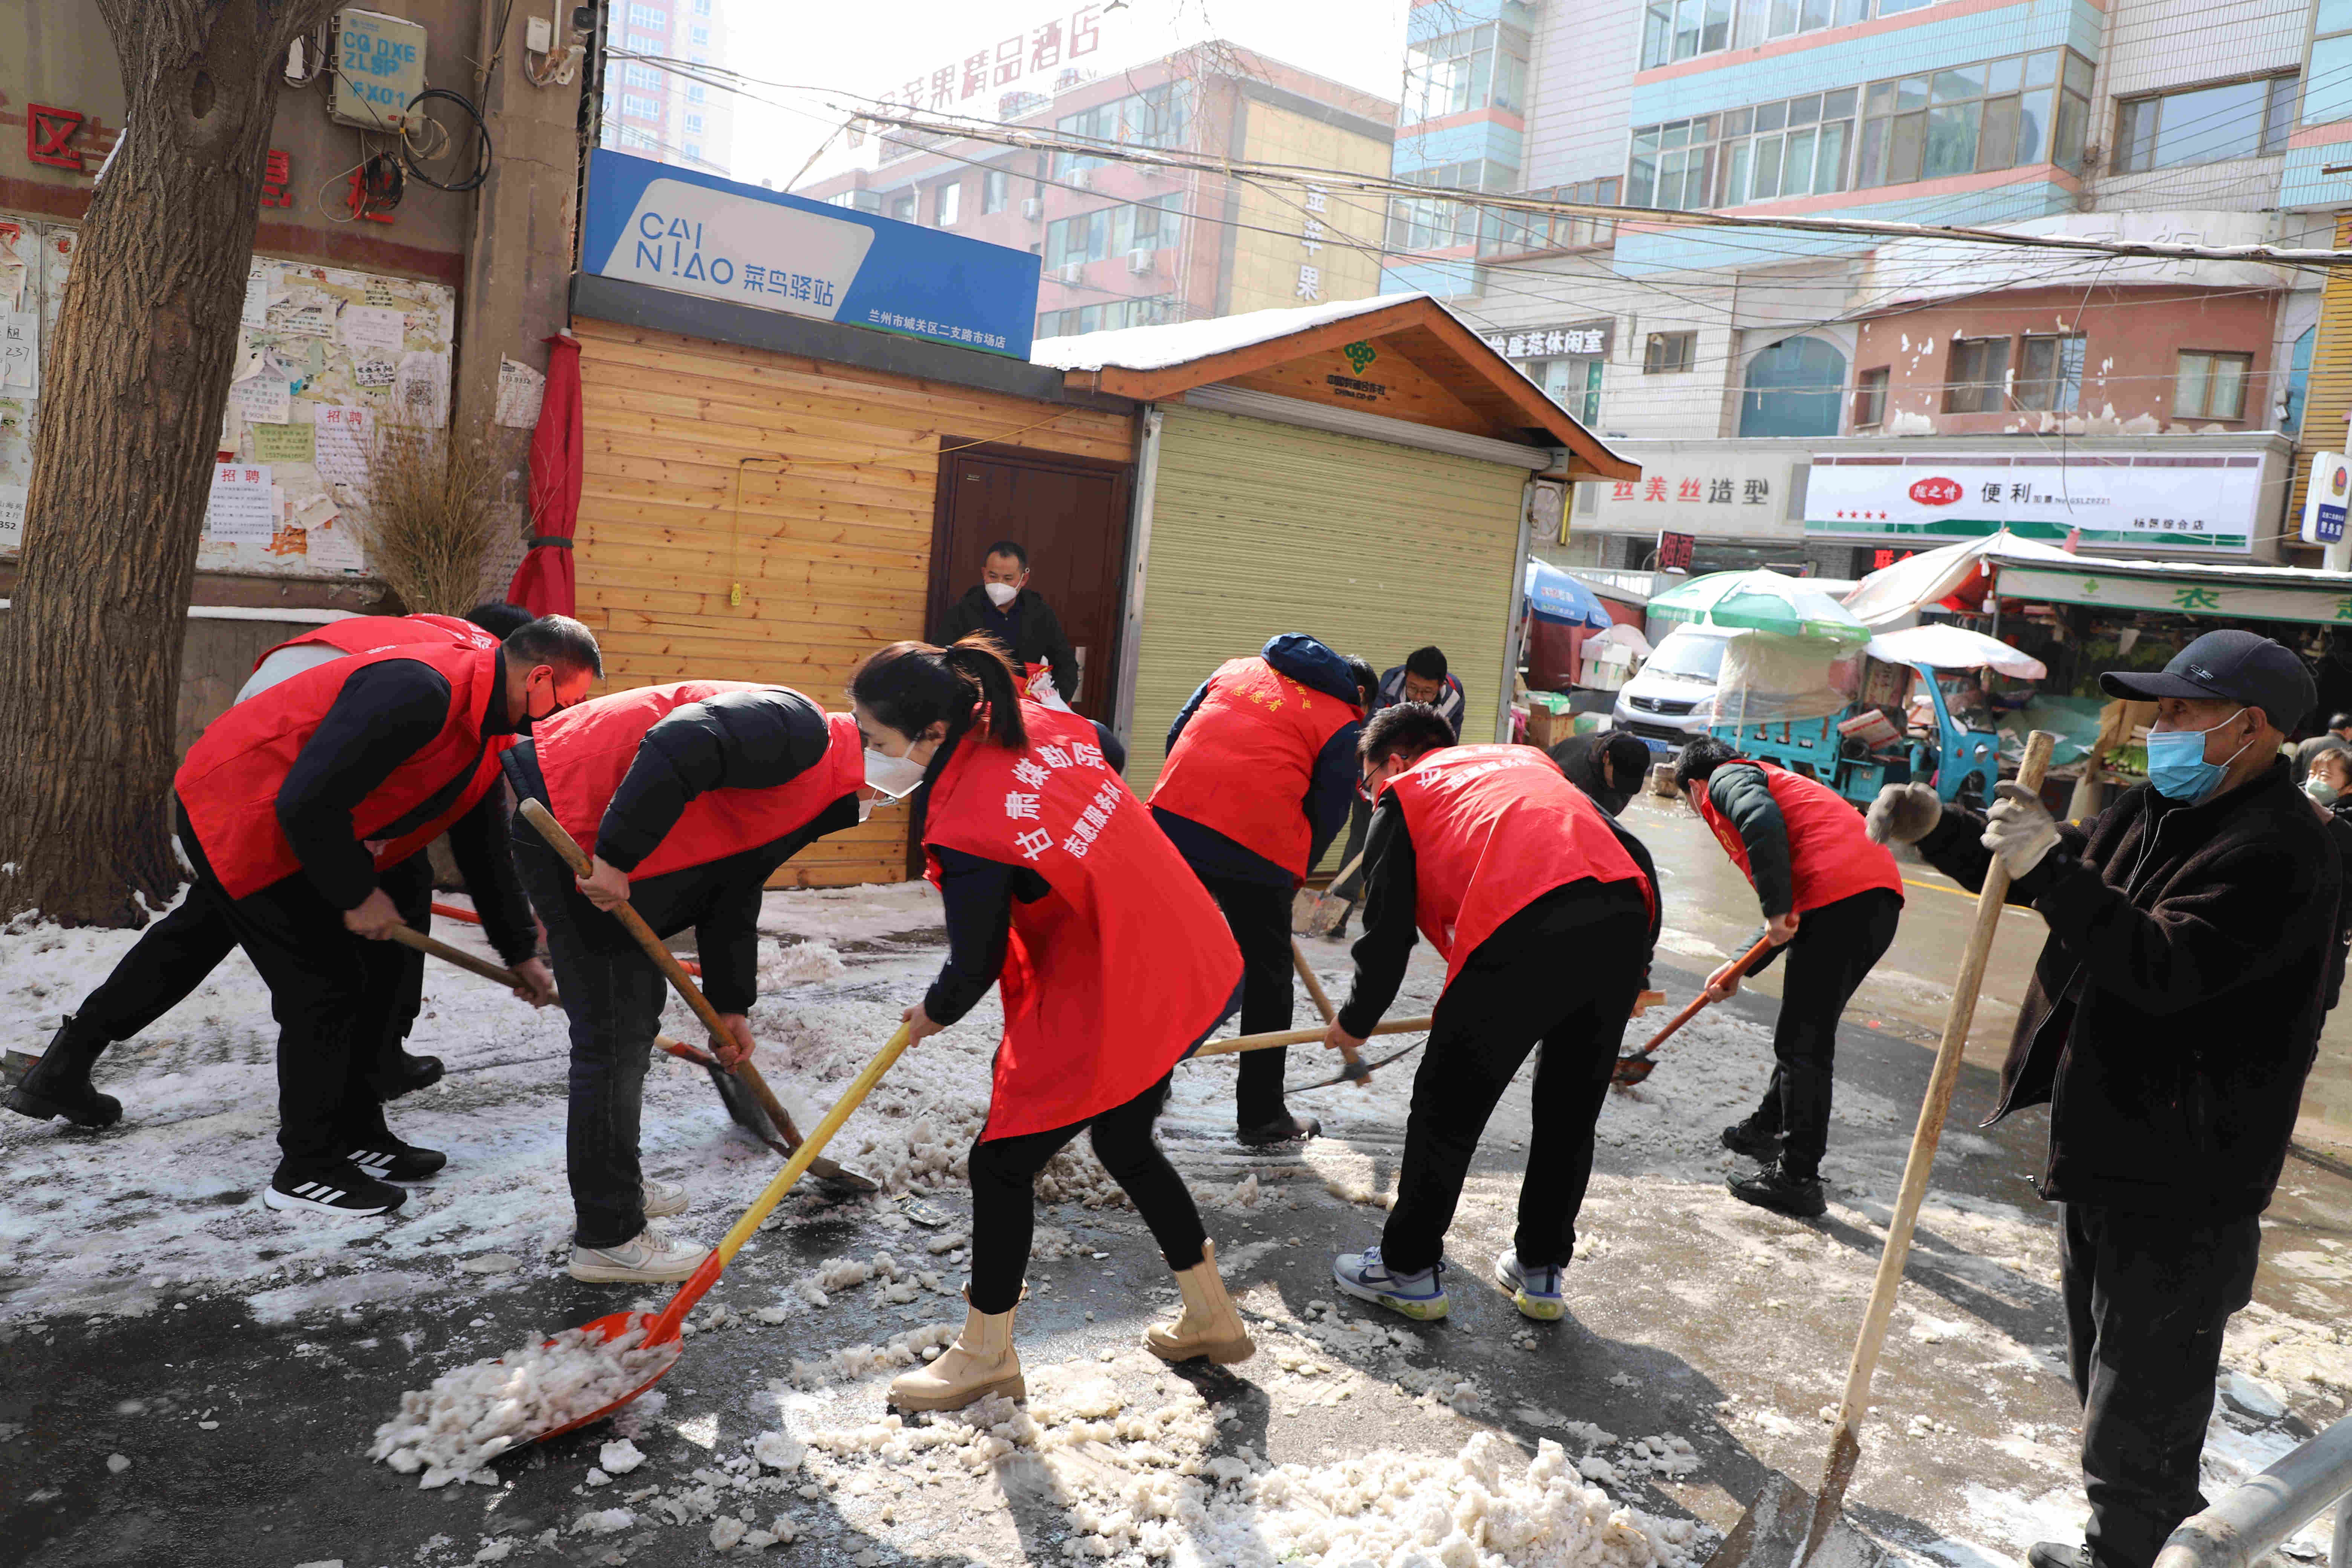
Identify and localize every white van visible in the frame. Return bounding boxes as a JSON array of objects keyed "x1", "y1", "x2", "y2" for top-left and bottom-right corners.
[{"x1": 1610, "y1": 625, "x2": 1734, "y2": 753}]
